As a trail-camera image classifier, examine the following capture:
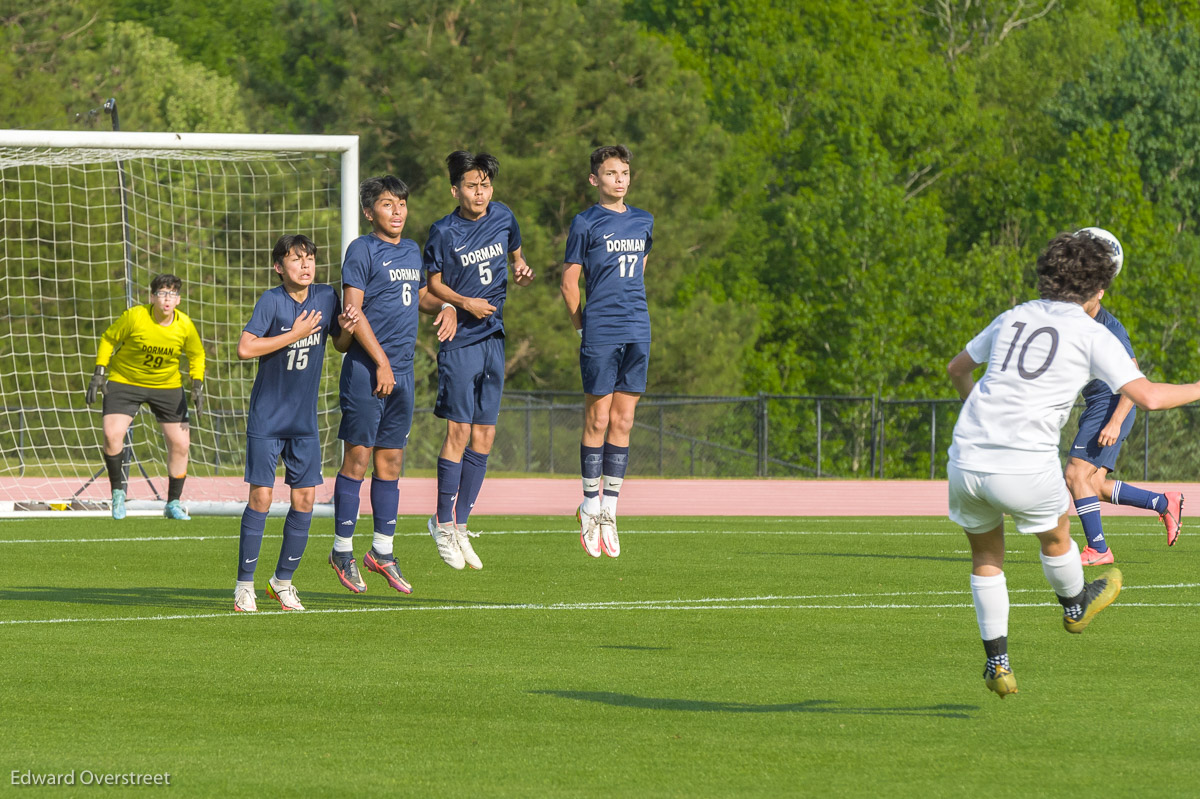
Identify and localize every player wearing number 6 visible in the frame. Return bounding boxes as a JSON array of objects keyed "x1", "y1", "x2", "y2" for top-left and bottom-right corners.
[
  {"x1": 84, "y1": 273, "x2": 205, "y2": 522},
  {"x1": 232, "y1": 235, "x2": 358, "y2": 612},
  {"x1": 560, "y1": 145, "x2": 654, "y2": 559},
  {"x1": 946, "y1": 231, "x2": 1200, "y2": 699},
  {"x1": 327, "y1": 176, "x2": 457, "y2": 596},
  {"x1": 424, "y1": 151, "x2": 533, "y2": 571}
]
